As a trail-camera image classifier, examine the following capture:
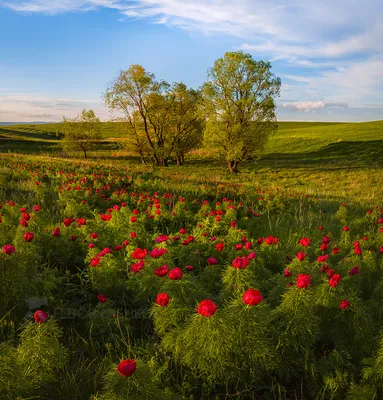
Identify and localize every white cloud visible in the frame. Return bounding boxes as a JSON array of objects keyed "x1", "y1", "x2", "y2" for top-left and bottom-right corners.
[
  {"x1": 0, "y1": 94, "x2": 107, "y2": 122},
  {"x1": 283, "y1": 101, "x2": 348, "y2": 112}
]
